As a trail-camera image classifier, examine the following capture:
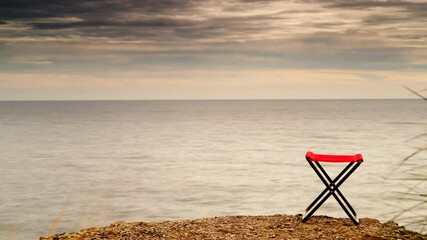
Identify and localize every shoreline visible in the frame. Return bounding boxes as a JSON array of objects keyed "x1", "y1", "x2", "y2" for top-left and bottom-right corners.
[{"x1": 40, "y1": 214, "x2": 426, "y2": 240}]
